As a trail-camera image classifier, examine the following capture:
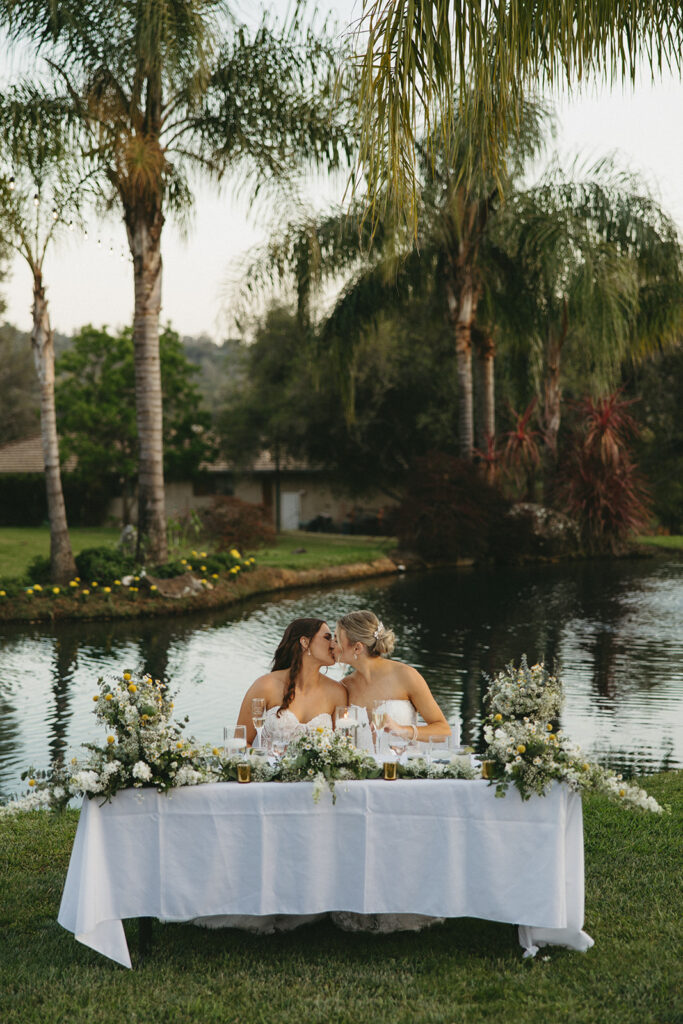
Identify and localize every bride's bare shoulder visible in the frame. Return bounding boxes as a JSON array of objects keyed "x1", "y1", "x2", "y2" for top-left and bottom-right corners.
[
  {"x1": 248, "y1": 670, "x2": 286, "y2": 701},
  {"x1": 324, "y1": 676, "x2": 350, "y2": 705}
]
